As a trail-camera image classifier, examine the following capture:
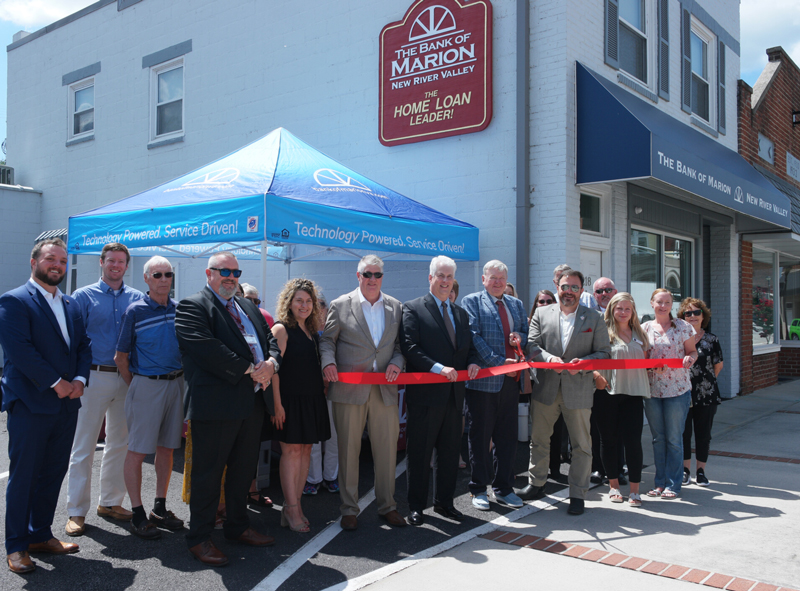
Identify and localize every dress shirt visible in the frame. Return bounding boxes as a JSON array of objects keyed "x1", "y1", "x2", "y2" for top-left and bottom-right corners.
[
  {"x1": 29, "y1": 279, "x2": 87, "y2": 387},
  {"x1": 559, "y1": 309, "x2": 577, "y2": 353},
  {"x1": 207, "y1": 285, "x2": 267, "y2": 368},
  {"x1": 430, "y1": 292, "x2": 455, "y2": 375},
  {"x1": 73, "y1": 279, "x2": 144, "y2": 365},
  {"x1": 357, "y1": 288, "x2": 385, "y2": 371}
]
